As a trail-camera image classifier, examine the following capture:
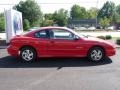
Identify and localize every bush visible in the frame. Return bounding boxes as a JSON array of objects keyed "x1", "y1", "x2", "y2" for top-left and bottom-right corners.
[
  {"x1": 105, "y1": 35, "x2": 112, "y2": 40},
  {"x1": 97, "y1": 36, "x2": 106, "y2": 40},
  {"x1": 116, "y1": 39, "x2": 120, "y2": 45}
]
